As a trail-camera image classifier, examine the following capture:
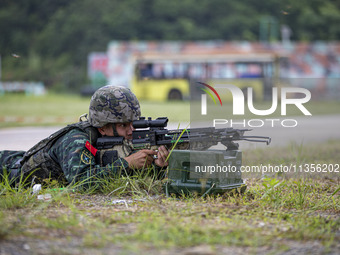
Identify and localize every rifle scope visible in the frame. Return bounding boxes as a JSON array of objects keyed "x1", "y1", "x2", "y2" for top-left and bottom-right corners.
[{"x1": 133, "y1": 117, "x2": 168, "y2": 129}]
